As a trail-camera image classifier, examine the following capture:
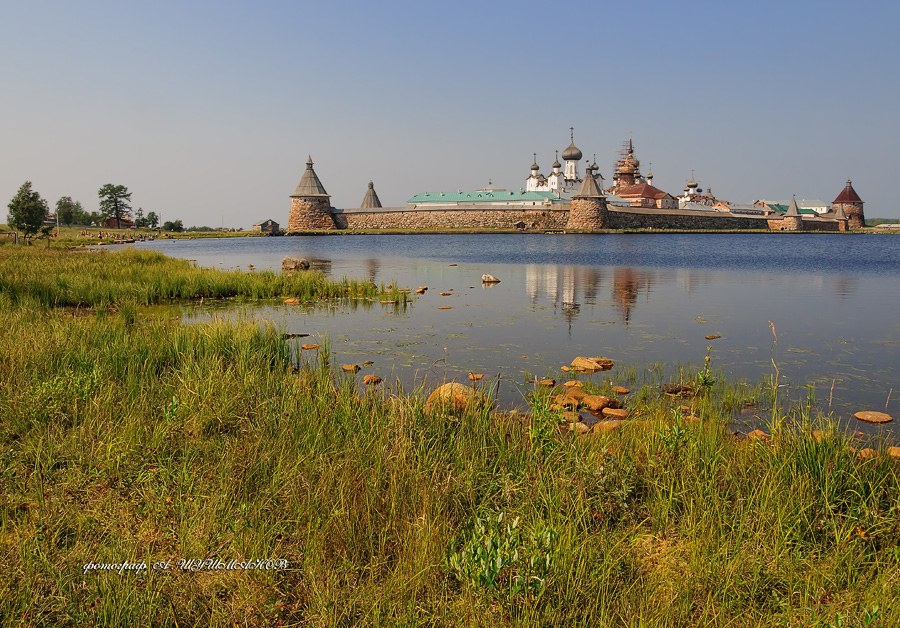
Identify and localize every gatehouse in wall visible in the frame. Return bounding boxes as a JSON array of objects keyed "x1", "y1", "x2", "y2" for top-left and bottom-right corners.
[{"x1": 287, "y1": 153, "x2": 859, "y2": 234}]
